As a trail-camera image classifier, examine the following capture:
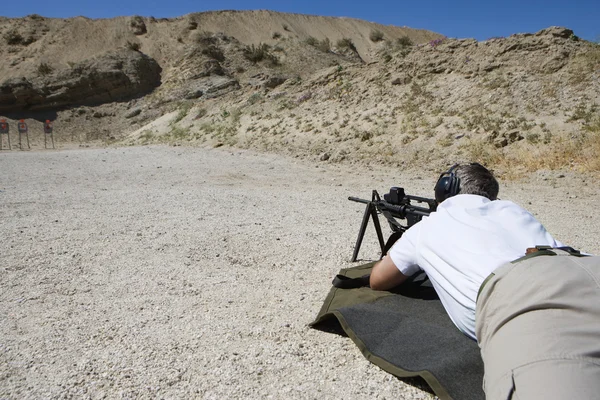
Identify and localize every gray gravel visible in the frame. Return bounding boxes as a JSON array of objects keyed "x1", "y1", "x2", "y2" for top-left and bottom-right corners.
[{"x1": 1, "y1": 146, "x2": 599, "y2": 399}]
